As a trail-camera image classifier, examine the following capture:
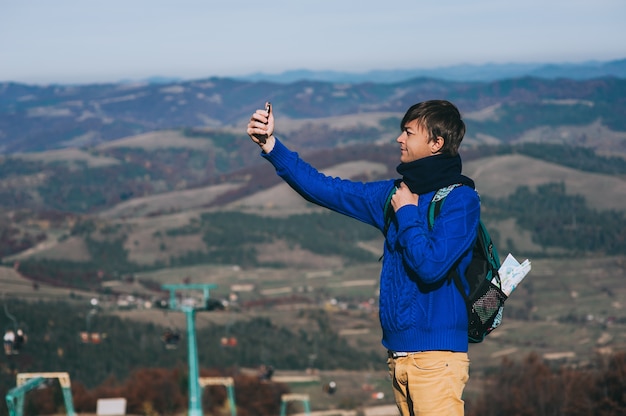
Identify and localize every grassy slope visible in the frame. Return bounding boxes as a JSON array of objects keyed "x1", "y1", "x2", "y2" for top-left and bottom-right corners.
[
  {"x1": 464, "y1": 154, "x2": 626, "y2": 211},
  {"x1": 17, "y1": 147, "x2": 624, "y2": 268}
]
